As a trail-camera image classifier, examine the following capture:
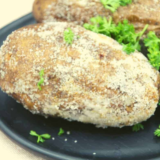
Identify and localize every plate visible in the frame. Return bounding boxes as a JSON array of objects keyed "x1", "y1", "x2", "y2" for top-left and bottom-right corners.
[{"x1": 0, "y1": 13, "x2": 160, "y2": 160}]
